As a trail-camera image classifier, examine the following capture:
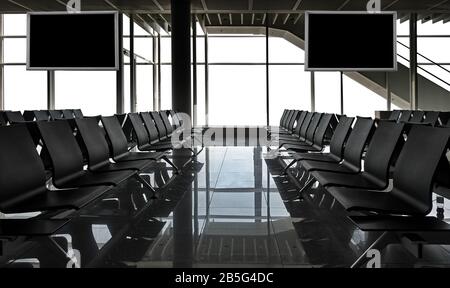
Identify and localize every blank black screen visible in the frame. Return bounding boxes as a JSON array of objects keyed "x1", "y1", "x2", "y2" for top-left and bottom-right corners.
[
  {"x1": 28, "y1": 13, "x2": 117, "y2": 69},
  {"x1": 306, "y1": 13, "x2": 396, "y2": 70}
]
